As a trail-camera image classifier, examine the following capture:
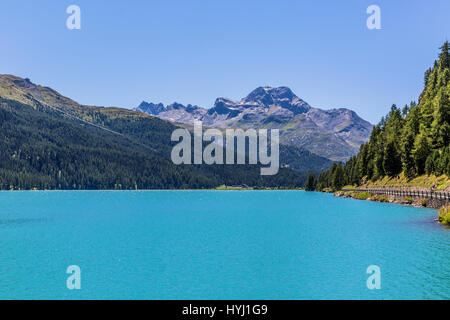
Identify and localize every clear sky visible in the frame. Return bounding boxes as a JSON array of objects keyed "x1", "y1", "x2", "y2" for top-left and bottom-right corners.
[{"x1": 0, "y1": 0, "x2": 449, "y2": 123}]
